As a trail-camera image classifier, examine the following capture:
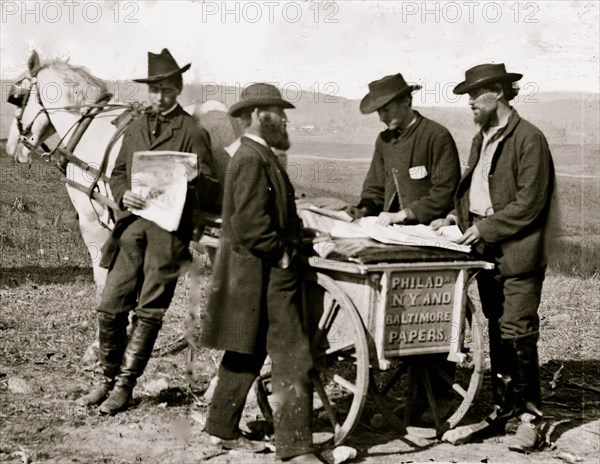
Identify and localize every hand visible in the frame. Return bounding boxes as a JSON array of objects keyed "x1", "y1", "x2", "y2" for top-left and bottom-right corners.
[
  {"x1": 456, "y1": 225, "x2": 481, "y2": 245},
  {"x1": 300, "y1": 228, "x2": 331, "y2": 245},
  {"x1": 122, "y1": 190, "x2": 146, "y2": 210},
  {"x1": 376, "y1": 210, "x2": 407, "y2": 226},
  {"x1": 277, "y1": 250, "x2": 291, "y2": 269},
  {"x1": 430, "y1": 216, "x2": 456, "y2": 231},
  {"x1": 344, "y1": 205, "x2": 368, "y2": 220}
]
